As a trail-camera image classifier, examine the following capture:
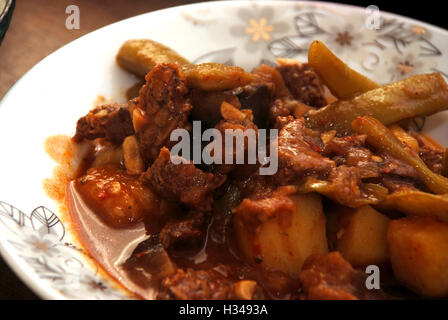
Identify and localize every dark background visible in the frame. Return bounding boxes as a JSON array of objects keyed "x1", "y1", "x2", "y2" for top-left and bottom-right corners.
[
  {"x1": 0, "y1": 0, "x2": 445, "y2": 300},
  {"x1": 337, "y1": 0, "x2": 446, "y2": 29}
]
